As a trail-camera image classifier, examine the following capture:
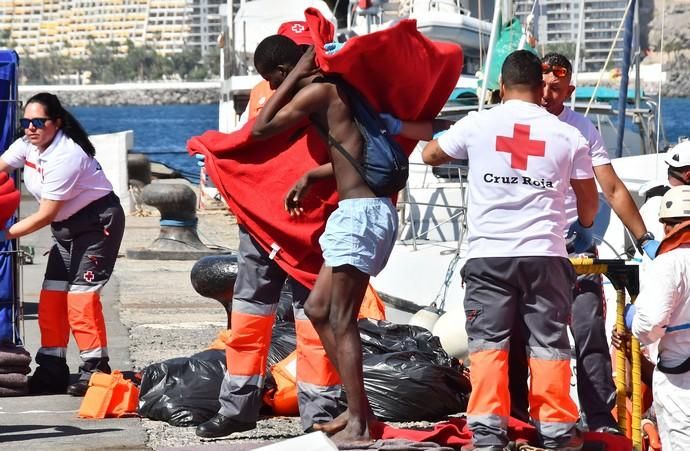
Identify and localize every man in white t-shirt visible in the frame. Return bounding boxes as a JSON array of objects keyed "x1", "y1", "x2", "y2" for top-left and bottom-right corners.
[
  {"x1": 507, "y1": 53, "x2": 659, "y2": 435},
  {"x1": 421, "y1": 50, "x2": 598, "y2": 451}
]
